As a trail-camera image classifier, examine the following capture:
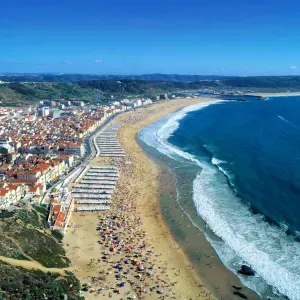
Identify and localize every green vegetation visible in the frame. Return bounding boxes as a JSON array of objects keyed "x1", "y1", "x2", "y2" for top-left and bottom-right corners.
[
  {"x1": 0, "y1": 207, "x2": 82, "y2": 298},
  {"x1": 0, "y1": 80, "x2": 189, "y2": 106},
  {"x1": 0, "y1": 208, "x2": 70, "y2": 268},
  {"x1": 0, "y1": 261, "x2": 82, "y2": 300},
  {"x1": 0, "y1": 236, "x2": 30, "y2": 261},
  {"x1": 32, "y1": 205, "x2": 50, "y2": 228},
  {"x1": 0, "y1": 210, "x2": 16, "y2": 219},
  {"x1": 2, "y1": 75, "x2": 300, "y2": 107},
  {"x1": 0, "y1": 73, "x2": 222, "y2": 83},
  {"x1": 0, "y1": 82, "x2": 97, "y2": 106},
  {"x1": 221, "y1": 76, "x2": 300, "y2": 88},
  {"x1": 0, "y1": 207, "x2": 83, "y2": 298},
  {"x1": 32, "y1": 205, "x2": 48, "y2": 217},
  {"x1": 51, "y1": 230, "x2": 64, "y2": 243}
]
